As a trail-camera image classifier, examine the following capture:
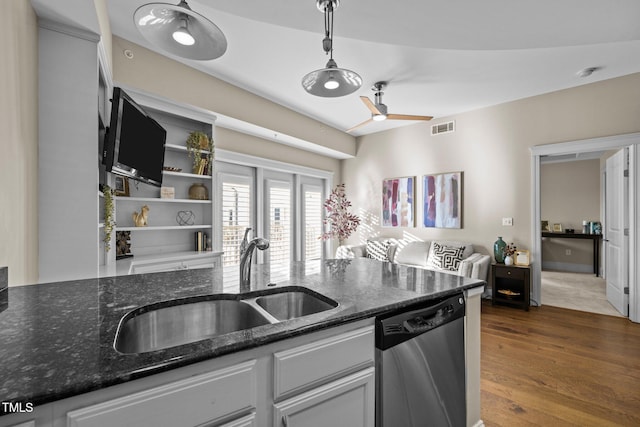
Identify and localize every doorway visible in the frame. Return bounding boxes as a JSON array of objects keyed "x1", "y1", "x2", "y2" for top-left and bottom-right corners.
[
  {"x1": 531, "y1": 133, "x2": 640, "y2": 323},
  {"x1": 538, "y1": 152, "x2": 620, "y2": 315}
]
